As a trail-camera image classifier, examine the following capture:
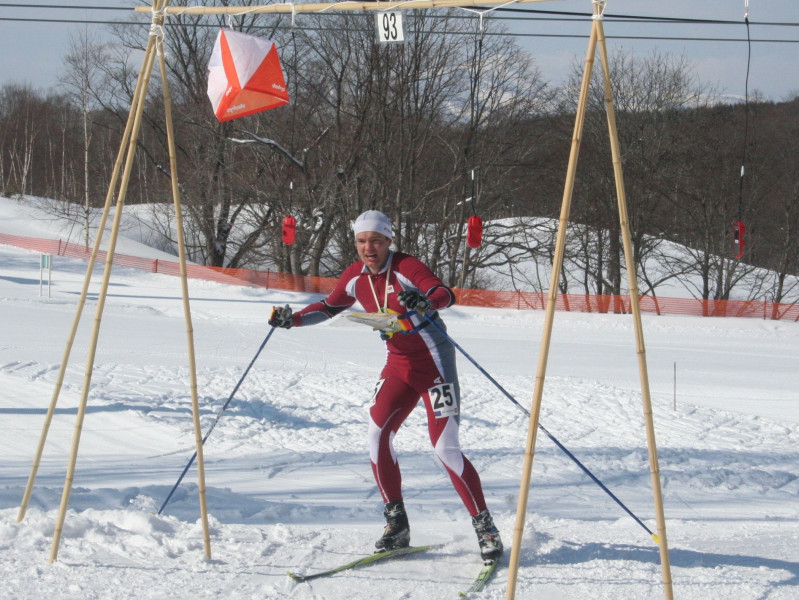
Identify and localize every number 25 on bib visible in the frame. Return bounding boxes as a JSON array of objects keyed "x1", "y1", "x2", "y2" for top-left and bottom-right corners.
[{"x1": 429, "y1": 383, "x2": 458, "y2": 418}]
